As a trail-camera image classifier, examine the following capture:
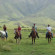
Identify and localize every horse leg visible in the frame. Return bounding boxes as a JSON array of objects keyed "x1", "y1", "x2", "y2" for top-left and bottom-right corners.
[
  {"x1": 20, "y1": 34, "x2": 22, "y2": 40},
  {"x1": 48, "y1": 38, "x2": 49, "y2": 43},
  {"x1": 16, "y1": 39, "x2": 17, "y2": 43},
  {"x1": 50, "y1": 37, "x2": 51, "y2": 43},
  {"x1": 32, "y1": 37, "x2": 33, "y2": 44},
  {"x1": 34, "y1": 38, "x2": 35, "y2": 44}
]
